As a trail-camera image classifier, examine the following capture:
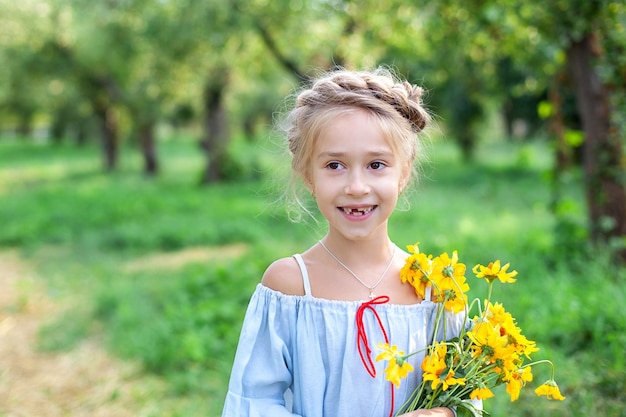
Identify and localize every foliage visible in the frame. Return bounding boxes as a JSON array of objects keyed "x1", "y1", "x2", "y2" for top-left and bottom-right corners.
[{"x1": 0, "y1": 138, "x2": 276, "y2": 251}]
